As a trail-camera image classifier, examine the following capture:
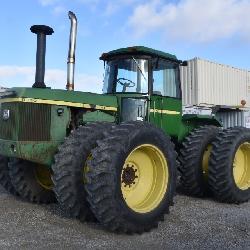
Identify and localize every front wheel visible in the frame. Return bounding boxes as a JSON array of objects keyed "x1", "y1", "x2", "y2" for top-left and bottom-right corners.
[
  {"x1": 0, "y1": 156, "x2": 18, "y2": 195},
  {"x1": 85, "y1": 122, "x2": 177, "y2": 234},
  {"x1": 9, "y1": 159, "x2": 55, "y2": 204},
  {"x1": 52, "y1": 122, "x2": 112, "y2": 222}
]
